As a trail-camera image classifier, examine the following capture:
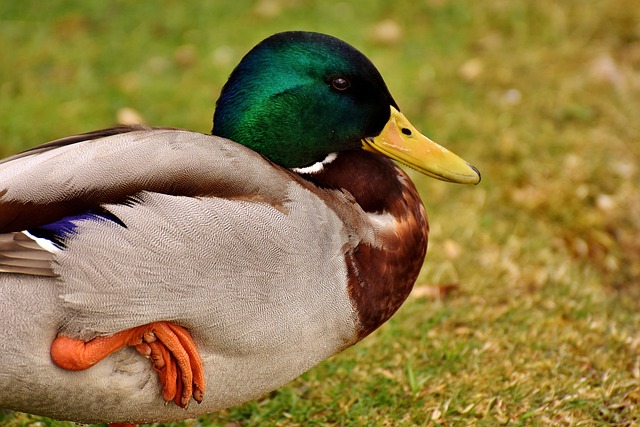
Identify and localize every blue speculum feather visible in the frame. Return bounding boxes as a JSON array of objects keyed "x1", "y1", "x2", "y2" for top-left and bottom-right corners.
[{"x1": 27, "y1": 209, "x2": 126, "y2": 249}]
